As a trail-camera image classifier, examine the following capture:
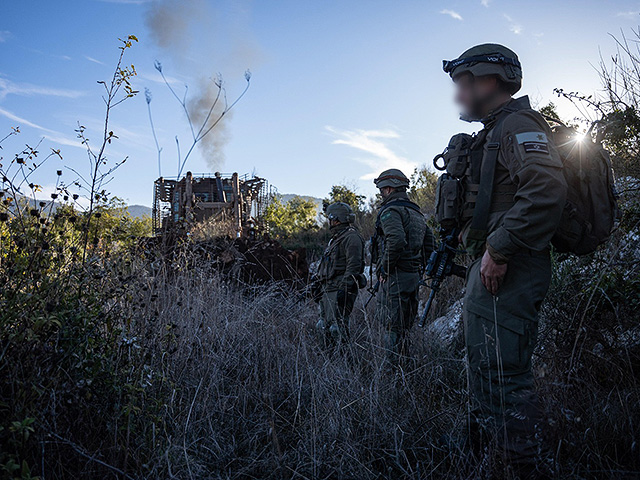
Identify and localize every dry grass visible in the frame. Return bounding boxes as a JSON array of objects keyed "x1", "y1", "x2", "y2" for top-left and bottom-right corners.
[
  {"x1": 2, "y1": 233, "x2": 639, "y2": 479},
  {"x1": 189, "y1": 216, "x2": 239, "y2": 241},
  {"x1": 117, "y1": 250, "x2": 470, "y2": 479}
]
